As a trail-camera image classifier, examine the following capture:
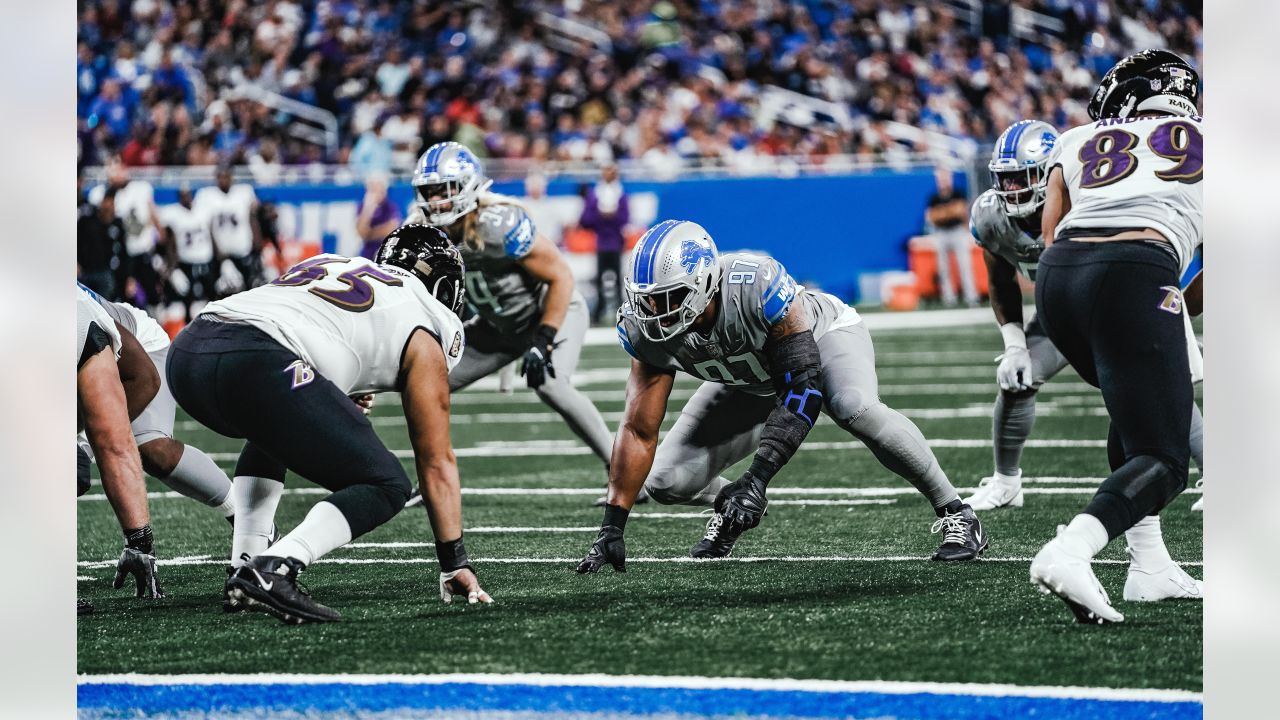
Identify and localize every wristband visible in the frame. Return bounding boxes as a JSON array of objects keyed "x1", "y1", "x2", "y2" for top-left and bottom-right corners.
[
  {"x1": 999, "y1": 323, "x2": 1027, "y2": 351},
  {"x1": 532, "y1": 324, "x2": 558, "y2": 353},
  {"x1": 123, "y1": 524, "x2": 154, "y2": 554},
  {"x1": 435, "y1": 537, "x2": 470, "y2": 572}
]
